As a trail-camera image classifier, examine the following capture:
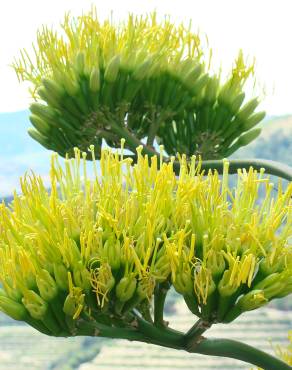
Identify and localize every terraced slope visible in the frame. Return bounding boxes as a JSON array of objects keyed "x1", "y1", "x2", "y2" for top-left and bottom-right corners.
[
  {"x1": 79, "y1": 297, "x2": 292, "y2": 370},
  {"x1": 0, "y1": 325, "x2": 84, "y2": 370},
  {"x1": 0, "y1": 292, "x2": 291, "y2": 370}
]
